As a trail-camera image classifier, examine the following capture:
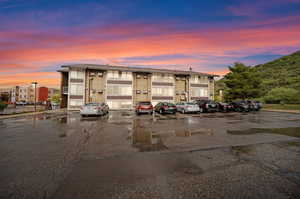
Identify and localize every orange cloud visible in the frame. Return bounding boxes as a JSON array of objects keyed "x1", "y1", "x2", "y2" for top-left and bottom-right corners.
[
  {"x1": 0, "y1": 72, "x2": 60, "y2": 88},
  {"x1": 0, "y1": 23, "x2": 299, "y2": 87}
]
